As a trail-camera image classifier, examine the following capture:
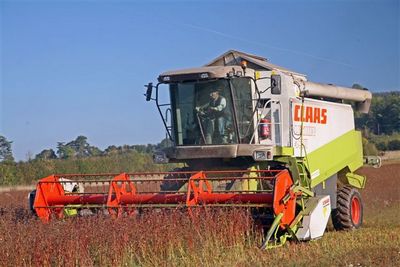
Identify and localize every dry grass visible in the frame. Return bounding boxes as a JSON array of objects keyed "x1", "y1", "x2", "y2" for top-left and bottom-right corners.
[{"x1": 0, "y1": 164, "x2": 399, "y2": 266}]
